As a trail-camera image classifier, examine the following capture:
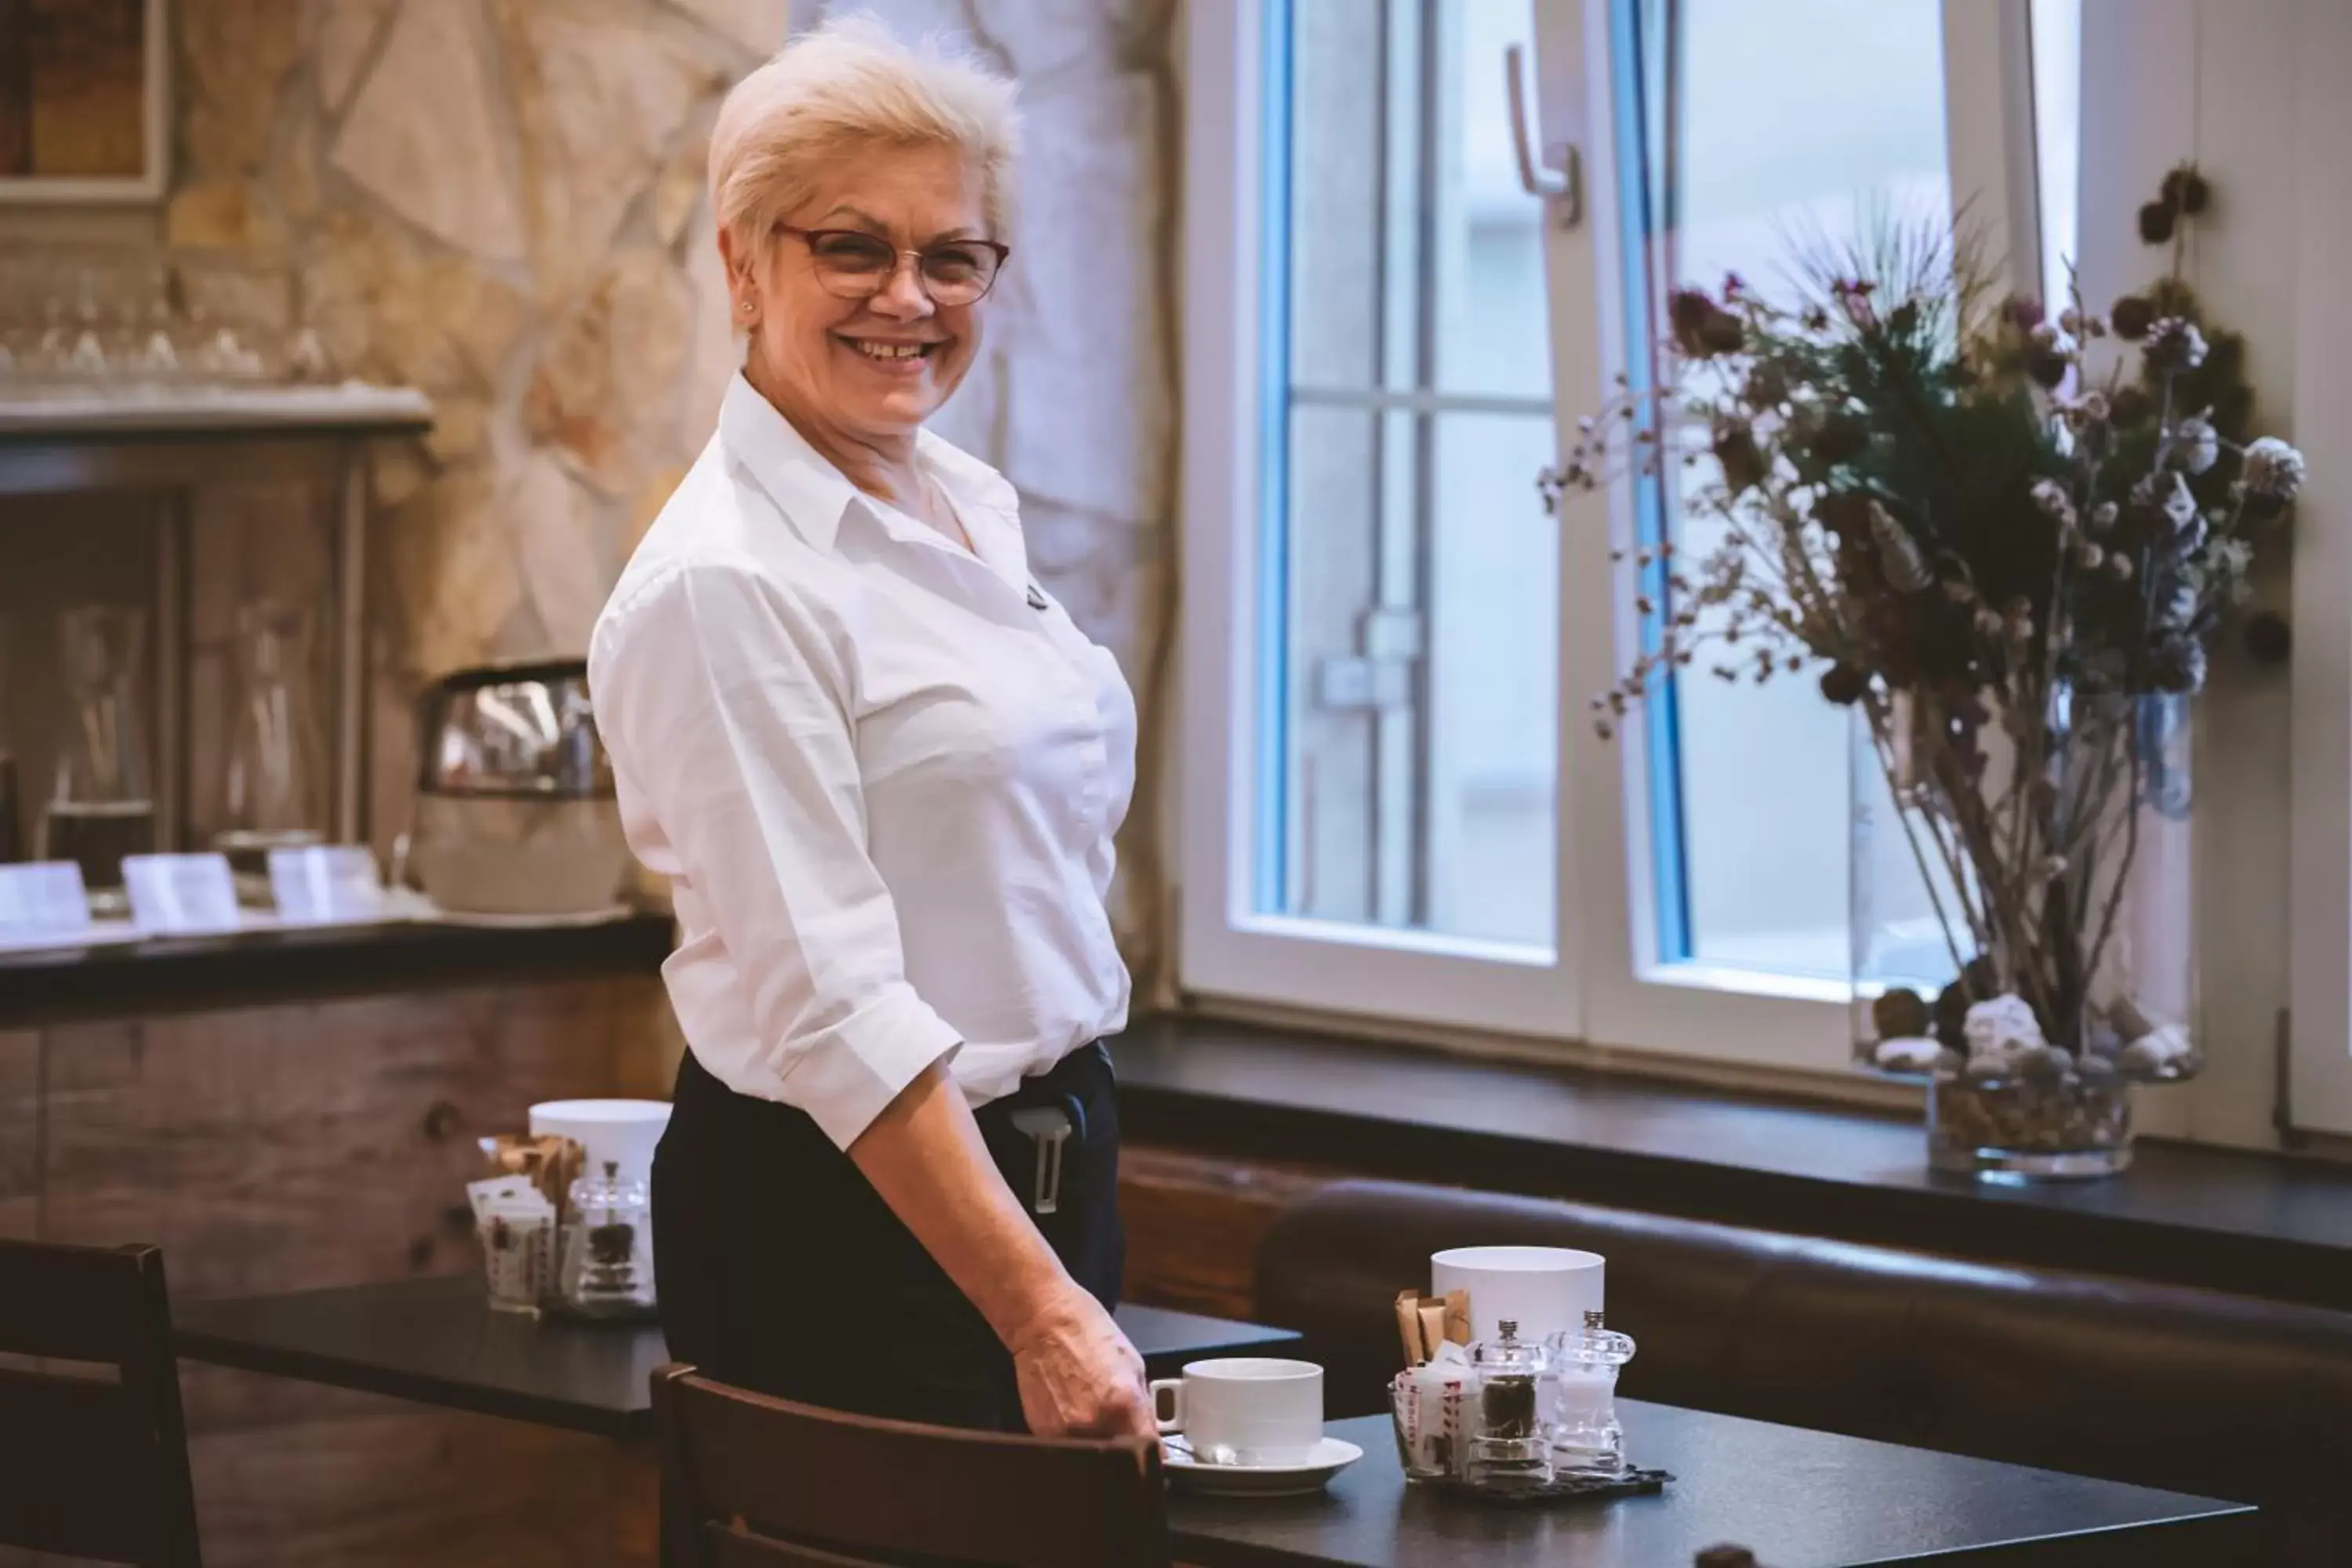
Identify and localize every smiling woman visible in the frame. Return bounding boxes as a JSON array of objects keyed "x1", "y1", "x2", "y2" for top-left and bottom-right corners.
[
  {"x1": 586, "y1": 16, "x2": 1152, "y2": 1443},
  {"x1": 721, "y1": 140, "x2": 999, "y2": 486}
]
